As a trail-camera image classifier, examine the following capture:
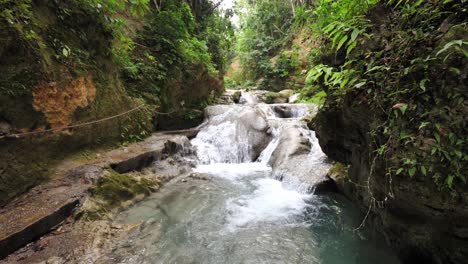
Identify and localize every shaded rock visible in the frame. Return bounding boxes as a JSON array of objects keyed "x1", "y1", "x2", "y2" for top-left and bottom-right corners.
[
  {"x1": 0, "y1": 121, "x2": 11, "y2": 136},
  {"x1": 272, "y1": 105, "x2": 292, "y2": 118},
  {"x1": 232, "y1": 90, "x2": 242, "y2": 103},
  {"x1": 156, "y1": 109, "x2": 204, "y2": 131},
  {"x1": 314, "y1": 92, "x2": 468, "y2": 264},
  {"x1": 214, "y1": 89, "x2": 241, "y2": 105},
  {"x1": 265, "y1": 92, "x2": 288, "y2": 104},
  {"x1": 312, "y1": 177, "x2": 339, "y2": 194}
]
